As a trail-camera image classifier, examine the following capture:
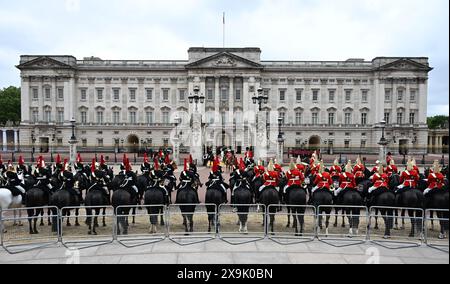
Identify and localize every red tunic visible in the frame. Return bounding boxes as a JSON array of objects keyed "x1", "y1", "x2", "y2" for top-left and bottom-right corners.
[
  {"x1": 353, "y1": 164, "x2": 365, "y2": 179},
  {"x1": 286, "y1": 169, "x2": 304, "y2": 187},
  {"x1": 310, "y1": 164, "x2": 320, "y2": 176},
  {"x1": 314, "y1": 172, "x2": 332, "y2": 190},
  {"x1": 427, "y1": 172, "x2": 445, "y2": 190},
  {"x1": 385, "y1": 164, "x2": 398, "y2": 177},
  {"x1": 371, "y1": 166, "x2": 382, "y2": 174},
  {"x1": 296, "y1": 163, "x2": 306, "y2": 173},
  {"x1": 330, "y1": 165, "x2": 342, "y2": 178},
  {"x1": 371, "y1": 173, "x2": 389, "y2": 189},
  {"x1": 339, "y1": 172, "x2": 356, "y2": 189},
  {"x1": 400, "y1": 170, "x2": 419, "y2": 188},
  {"x1": 263, "y1": 171, "x2": 279, "y2": 187}
]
